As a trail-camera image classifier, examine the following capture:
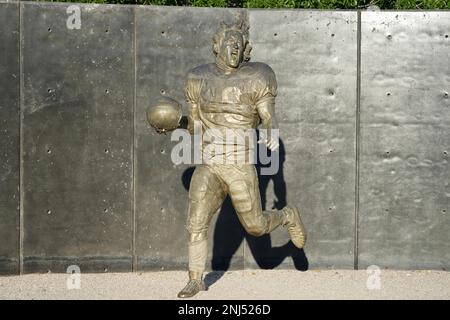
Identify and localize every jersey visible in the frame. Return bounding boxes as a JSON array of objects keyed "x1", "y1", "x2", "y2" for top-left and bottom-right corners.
[{"x1": 184, "y1": 62, "x2": 277, "y2": 165}]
